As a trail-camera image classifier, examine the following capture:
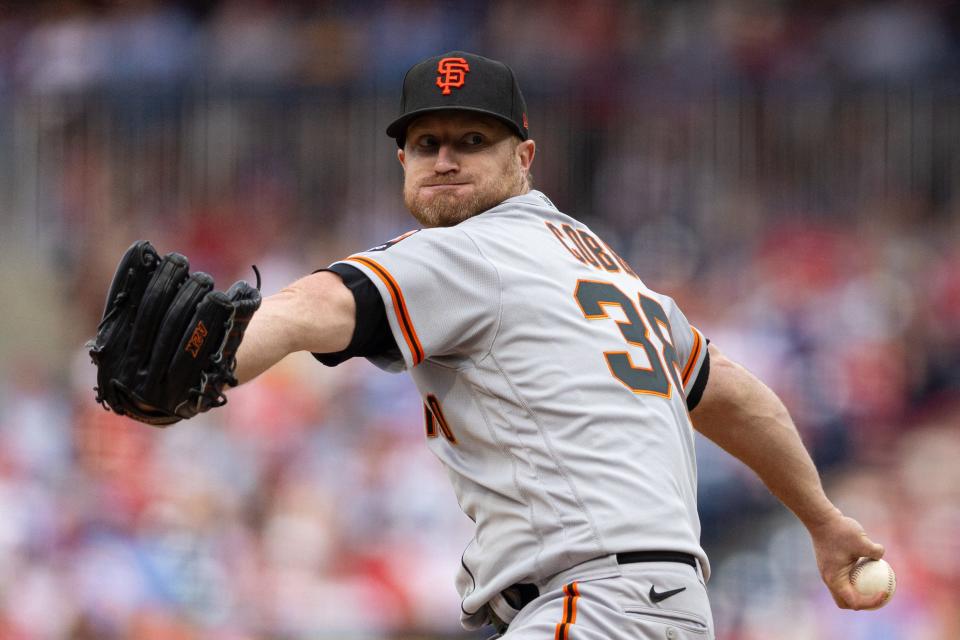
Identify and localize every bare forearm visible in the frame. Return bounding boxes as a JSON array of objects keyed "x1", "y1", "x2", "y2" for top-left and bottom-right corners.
[
  {"x1": 234, "y1": 272, "x2": 355, "y2": 385},
  {"x1": 692, "y1": 344, "x2": 888, "y2": 610},
  {"x1": 691, "y1": 347, "x2": 838, "y2": 529},
  {"x1": 234, "y1": 294, "x2": 300, "y2": 384}
]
